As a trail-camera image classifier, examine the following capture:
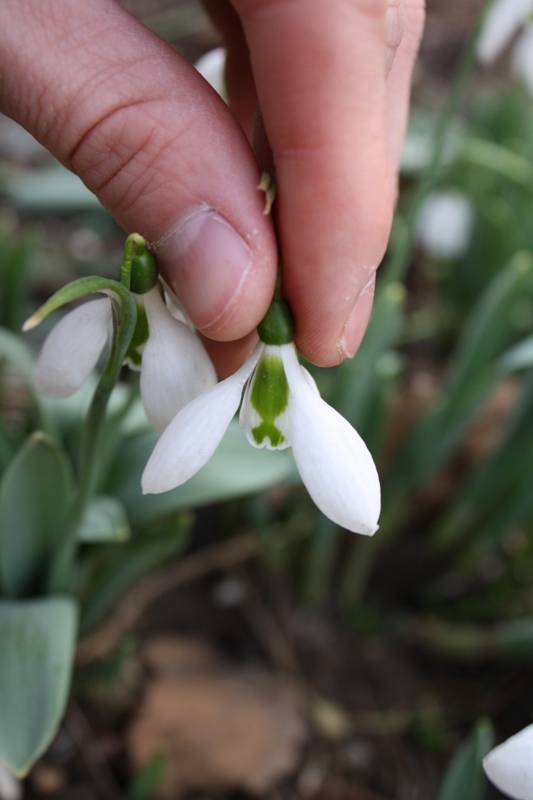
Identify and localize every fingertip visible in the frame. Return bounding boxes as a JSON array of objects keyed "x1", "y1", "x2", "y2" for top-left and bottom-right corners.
[
  {"x1": 294, "y1": 275, "x2": 376, "y2": 368},
  {"x1": 337, "y1": 275, "x2": 376, "y2": 360},
  {"x1": 155, "y1": 205, "x2": 276, "y2": 343}
]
